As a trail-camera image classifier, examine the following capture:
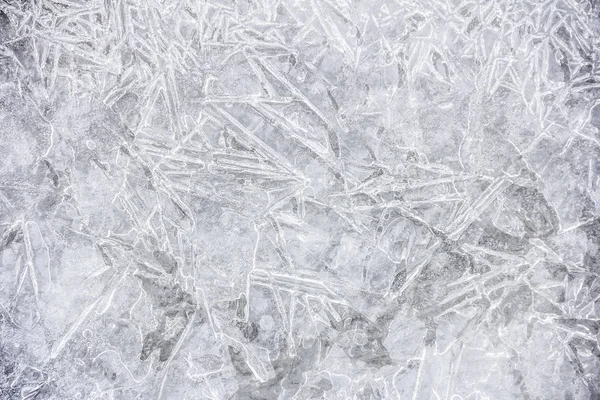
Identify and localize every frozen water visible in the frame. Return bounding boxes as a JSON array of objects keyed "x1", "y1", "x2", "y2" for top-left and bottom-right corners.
[{"x1": 1, "y1": 0, "x2": 600, "y2": 398}]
